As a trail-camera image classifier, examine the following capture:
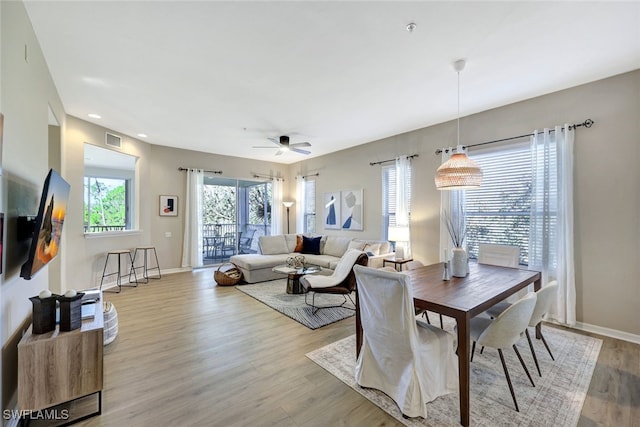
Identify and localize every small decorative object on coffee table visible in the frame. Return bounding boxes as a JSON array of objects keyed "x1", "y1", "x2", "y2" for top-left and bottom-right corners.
[{"x1": 272, "y1": 264, "x2": 321, "y2": 294}]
